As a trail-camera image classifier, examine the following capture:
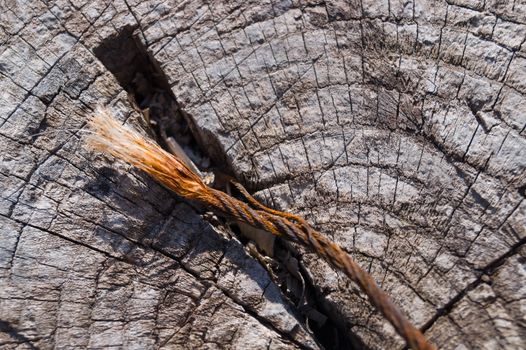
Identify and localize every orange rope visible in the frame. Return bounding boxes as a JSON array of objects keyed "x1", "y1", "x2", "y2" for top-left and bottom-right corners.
[{"x1": 86, "y1": 109, "x2": 436, "y2": 350}]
